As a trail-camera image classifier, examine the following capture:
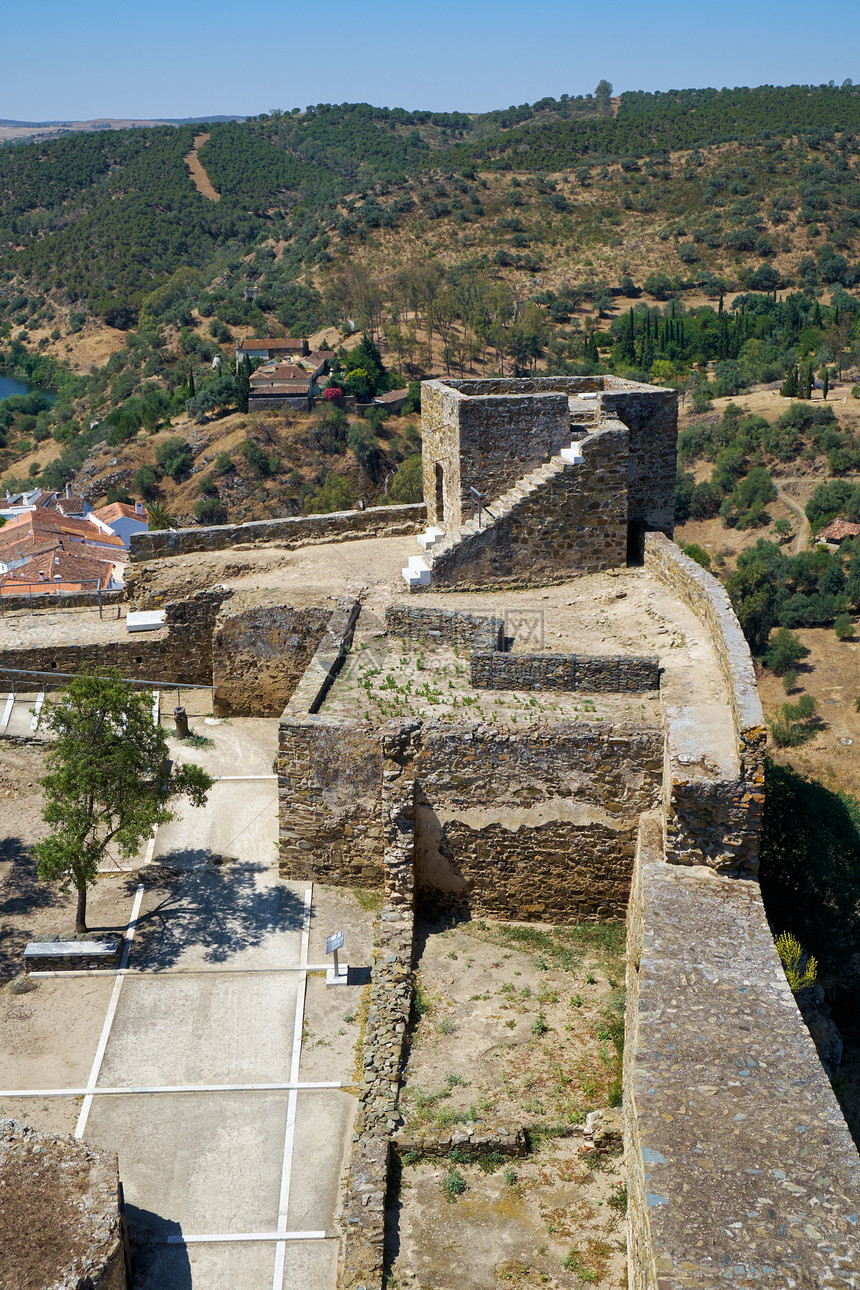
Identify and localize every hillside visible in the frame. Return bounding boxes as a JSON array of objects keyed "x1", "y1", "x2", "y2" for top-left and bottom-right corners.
[{"x1": 3, "y1": 81, "x2": 860, "y2": 539}]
